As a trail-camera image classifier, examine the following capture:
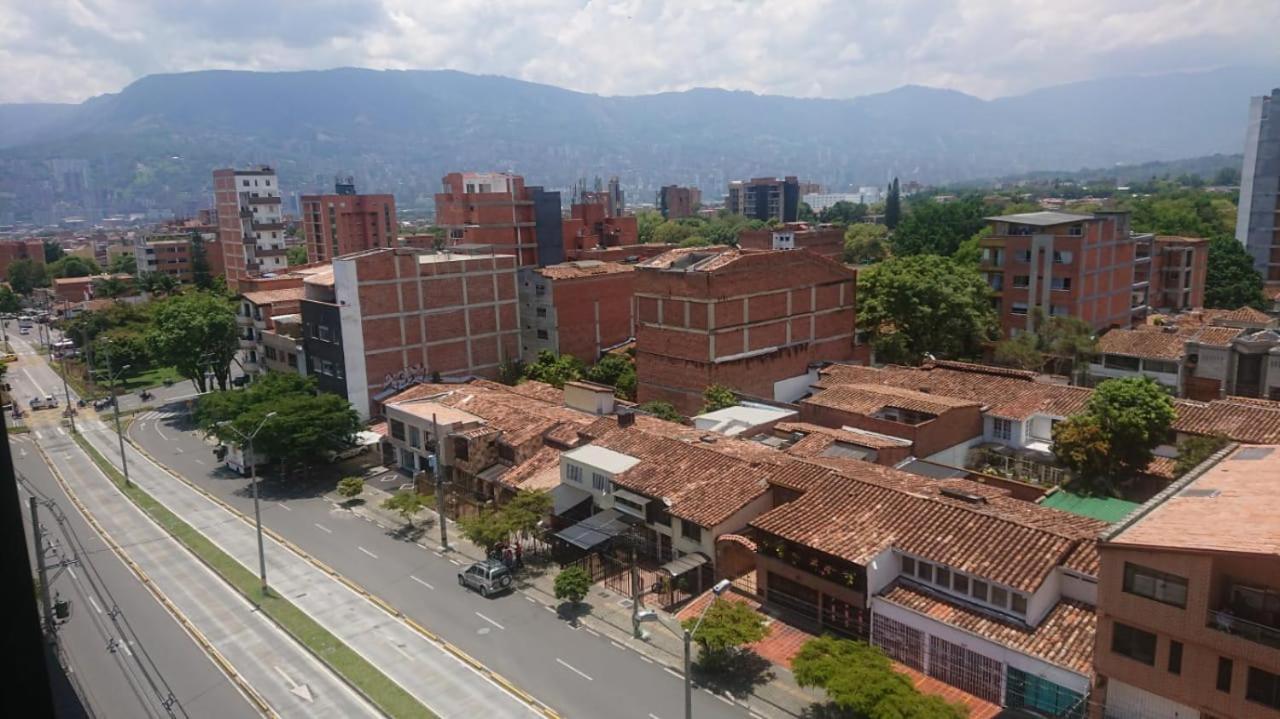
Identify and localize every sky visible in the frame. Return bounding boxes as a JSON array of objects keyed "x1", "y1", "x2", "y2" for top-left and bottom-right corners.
[{"x1": 1, "y1": 0, "x2": 1278, "y2": 105}]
